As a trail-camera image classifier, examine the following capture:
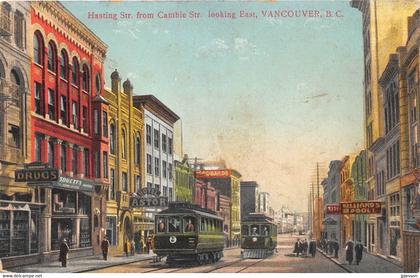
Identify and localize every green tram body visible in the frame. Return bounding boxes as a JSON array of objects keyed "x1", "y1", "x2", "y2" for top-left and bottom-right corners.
[
  {"x1": 241, "y1": 214, "x2": 277, "y2": 258},
  {"x1": 154, "y1": 203, "x2": 224, "y2": 264}
]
